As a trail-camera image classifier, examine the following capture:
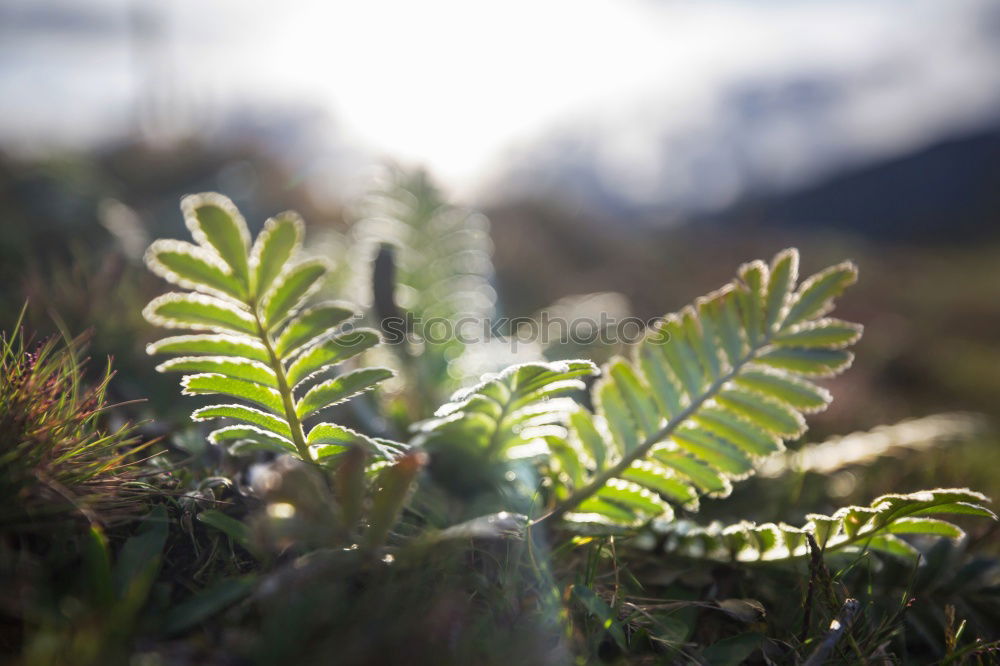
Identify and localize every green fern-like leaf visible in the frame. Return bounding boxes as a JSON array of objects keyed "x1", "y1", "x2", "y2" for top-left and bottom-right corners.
[
  {"x1": 144, "y1": 193, "x2": 395, "y2": 462},
  {"x1": 546, "y1": 249, "x2": 863, "y2": 527},
  {"x1": 412, "y1": 360, "x2": 597, "y2": 495},
  {"x1": 649, "y1": 489, "x2": 995, "y2": 562},
  {"x1": 757, "y1": 412, "x2": 989, "y2": 478},
  {"x1": 353, "y1": 168, "x2": 499, "y2": 402}
]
